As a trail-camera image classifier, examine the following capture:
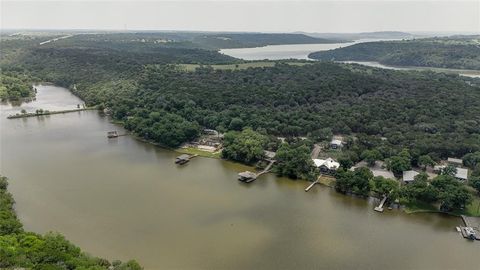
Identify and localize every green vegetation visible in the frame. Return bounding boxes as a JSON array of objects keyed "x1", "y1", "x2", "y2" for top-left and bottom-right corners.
[
  {"x1": 177, "y1": 147, "x2": 221, "y2": 159},
  {"x1": 401, "y1": 173, "x2": 473, "y2": 213},
  {"x1": 221, "y1": 129, "x2": 267, "y2": 164},
  {"x1": 275, "y1": 141, "x2": 316, "y2": 180},
  {"x1": 176, "y1": 61, "x2": 310, "y2": 72},
  {"x1": 309, "y1": 36, "x2": 480, "y2": 70},
  {"x1": 0, "y1": 176, "x2": 142, "y2": 269},
  {"x1": 0, "y1": 73, "x2": 34, "y2": 101}
]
